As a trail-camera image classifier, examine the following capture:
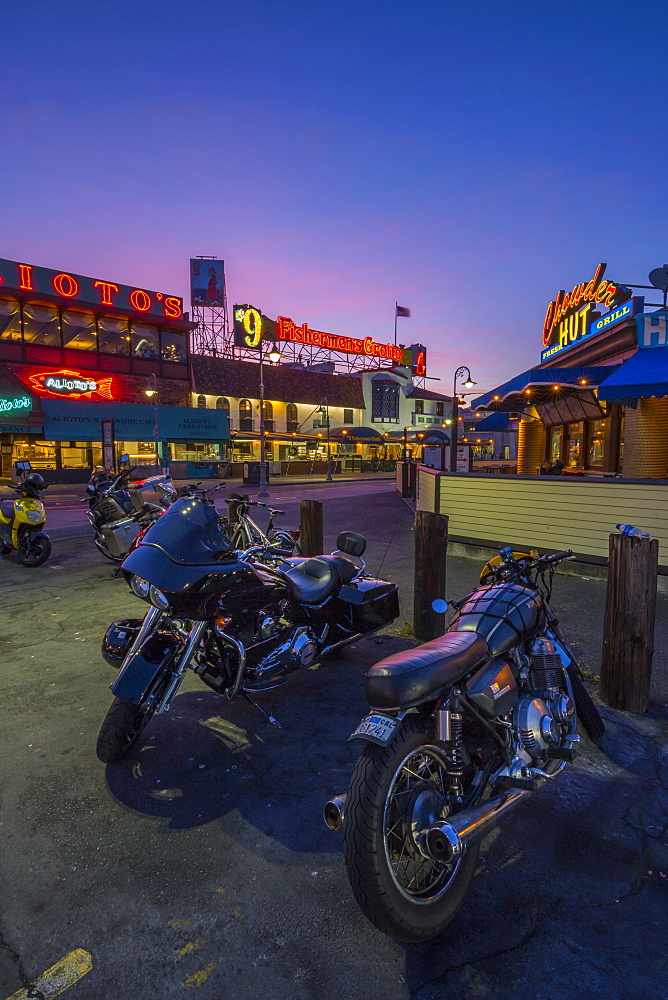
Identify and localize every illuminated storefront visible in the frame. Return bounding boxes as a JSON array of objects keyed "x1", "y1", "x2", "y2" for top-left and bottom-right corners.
[{"x1": 474, "y1": 263, "x2": 668, "y2": 479}]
